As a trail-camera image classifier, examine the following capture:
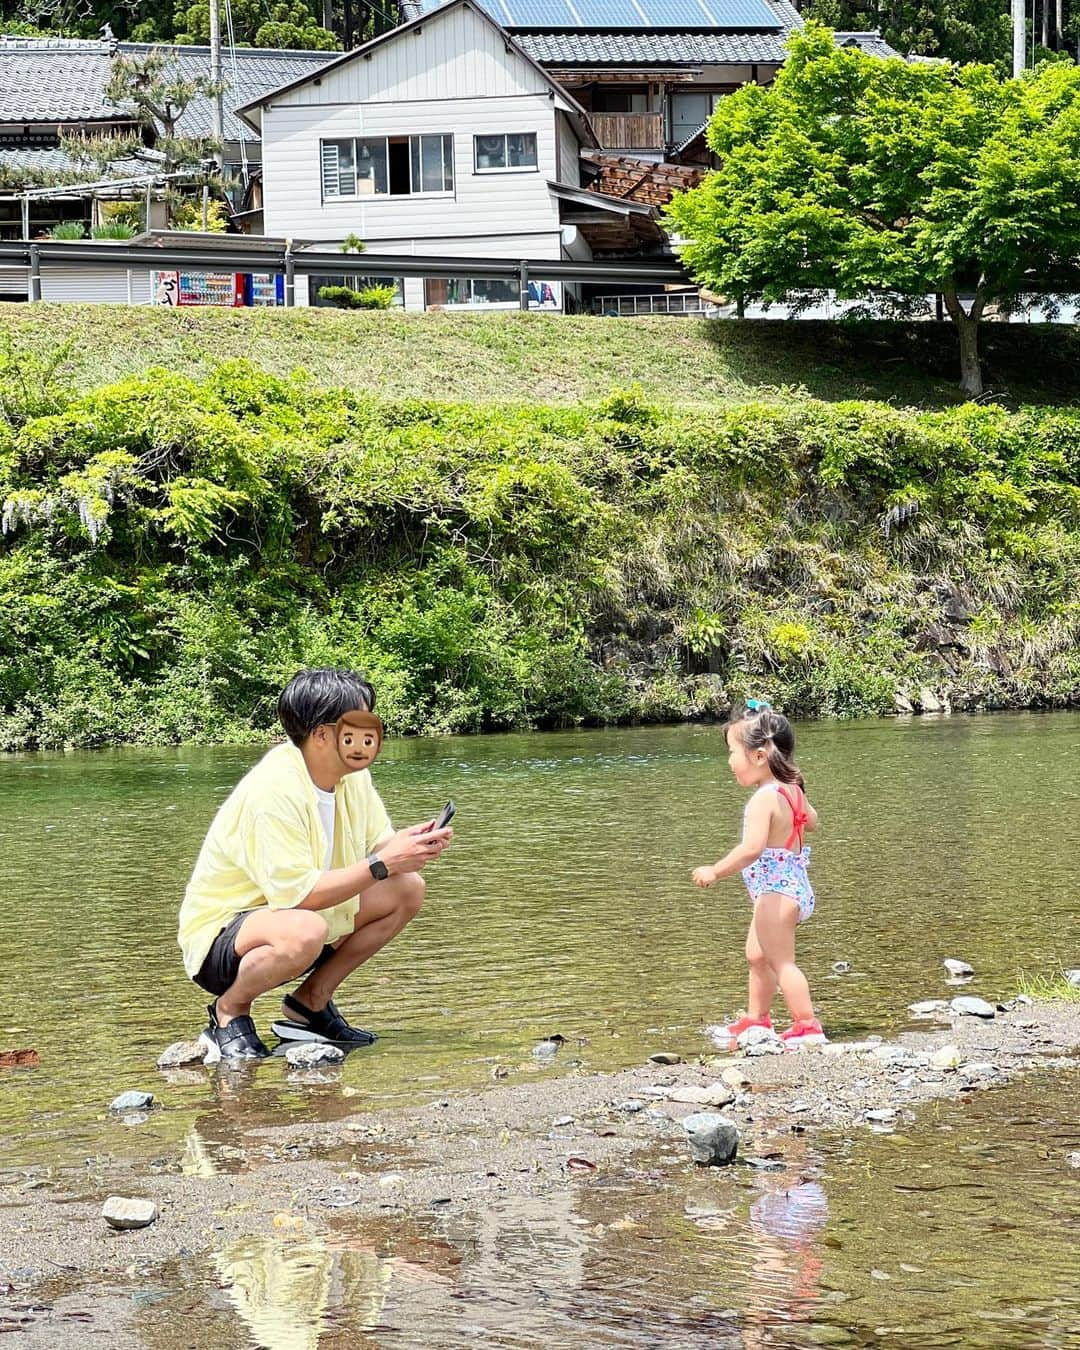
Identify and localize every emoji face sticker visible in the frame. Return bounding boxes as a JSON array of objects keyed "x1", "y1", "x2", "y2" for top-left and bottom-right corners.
[{"x1": 335, "y1": 709, "x2": 384, "y2": 771}]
